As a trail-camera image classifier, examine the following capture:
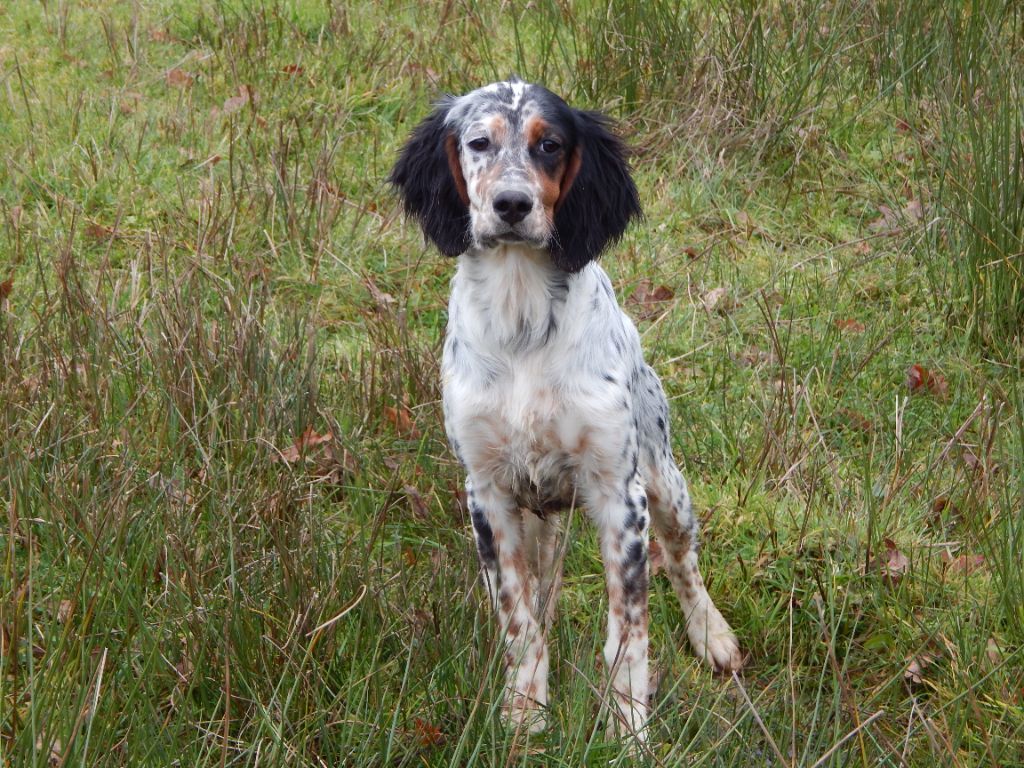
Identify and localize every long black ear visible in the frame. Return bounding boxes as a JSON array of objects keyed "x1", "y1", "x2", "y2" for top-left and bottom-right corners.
[
  {"x1": 388, "y1": 99, "x2": 472, "y2": 257},
  {"x1": 551, "y1": 110, "x2": 642, "y2": 273}
]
